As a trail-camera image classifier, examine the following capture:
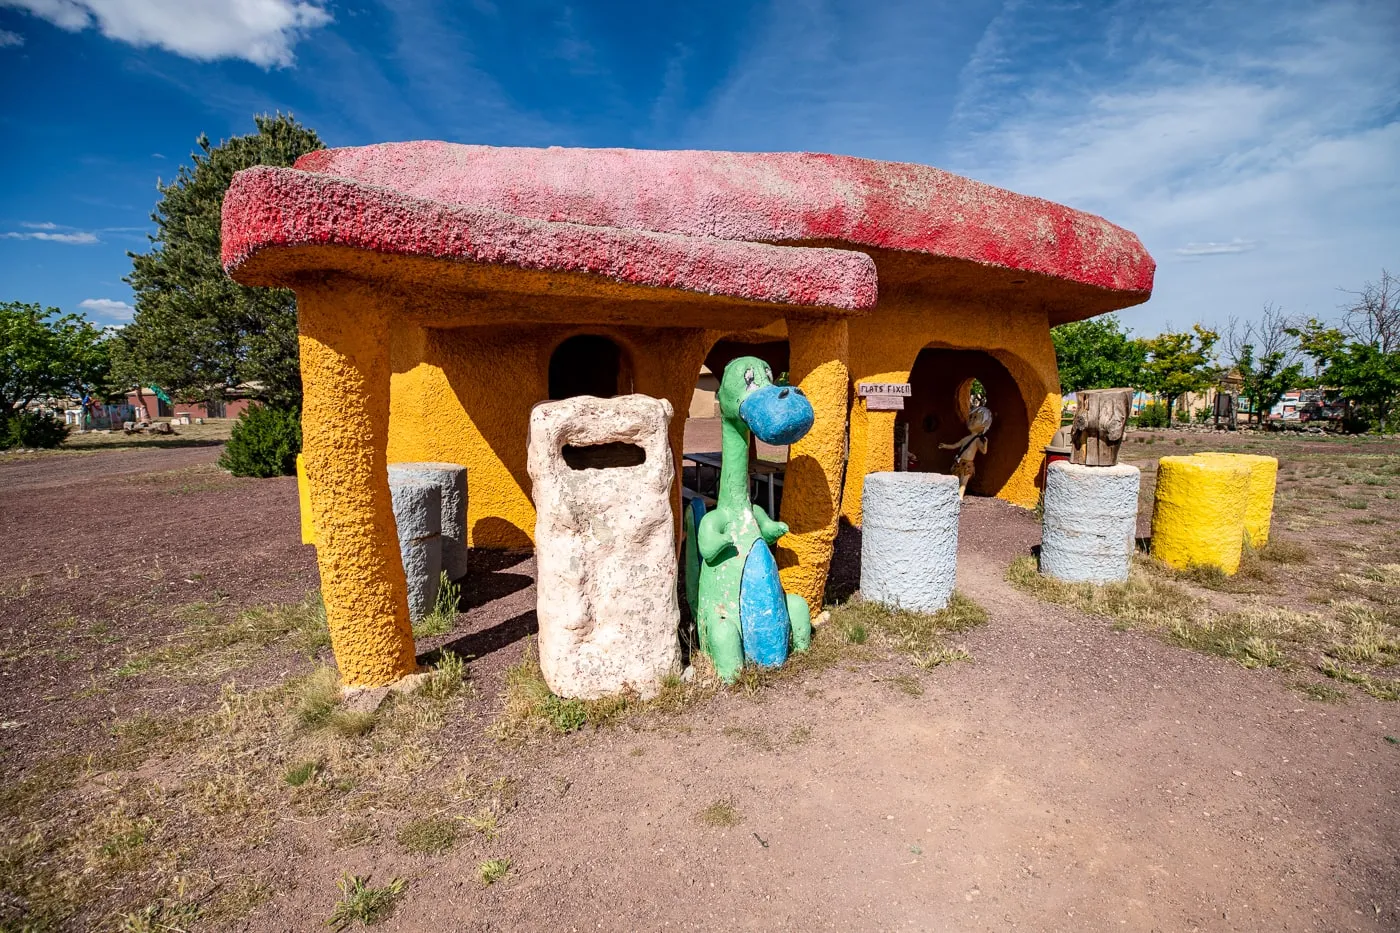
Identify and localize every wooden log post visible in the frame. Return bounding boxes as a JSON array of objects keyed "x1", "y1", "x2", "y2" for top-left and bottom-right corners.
[{"x1": 1071, "y1": 388, "x2": 1134, "y2": 467}]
